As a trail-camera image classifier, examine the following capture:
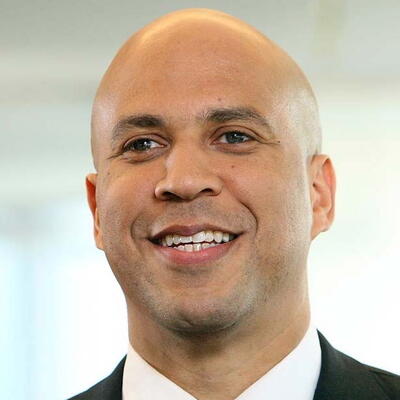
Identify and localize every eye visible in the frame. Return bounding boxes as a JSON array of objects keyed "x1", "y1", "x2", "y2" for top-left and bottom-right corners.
[
  {"x1": 123, "y1": 137, "x2": 163, "y2": 152},
  {"x1": 217, "y1": 130, "x2": 253, "y2": 144}
]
